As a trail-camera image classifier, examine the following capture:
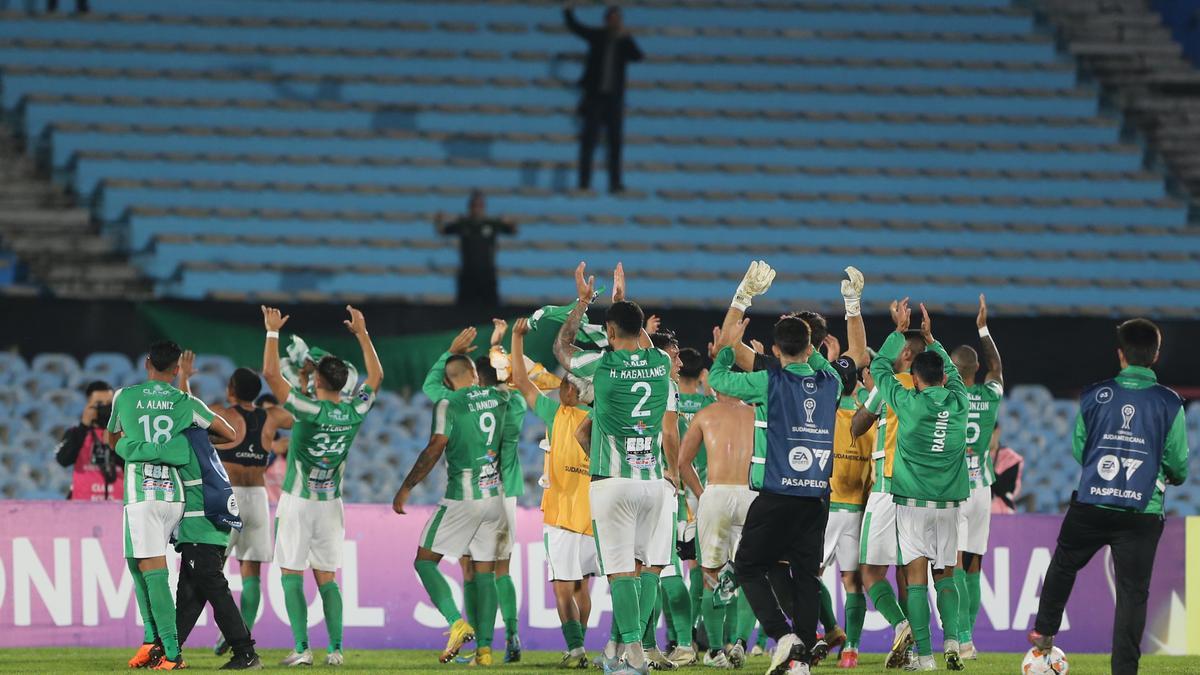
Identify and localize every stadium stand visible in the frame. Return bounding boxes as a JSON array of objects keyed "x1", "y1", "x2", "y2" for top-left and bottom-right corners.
[
  {"x1": 5, "y1": 350, "x2": 1200, "y2": 515},
  {"x1": 0, "y1": 0, "x2": 1198, "y2": 313}
]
